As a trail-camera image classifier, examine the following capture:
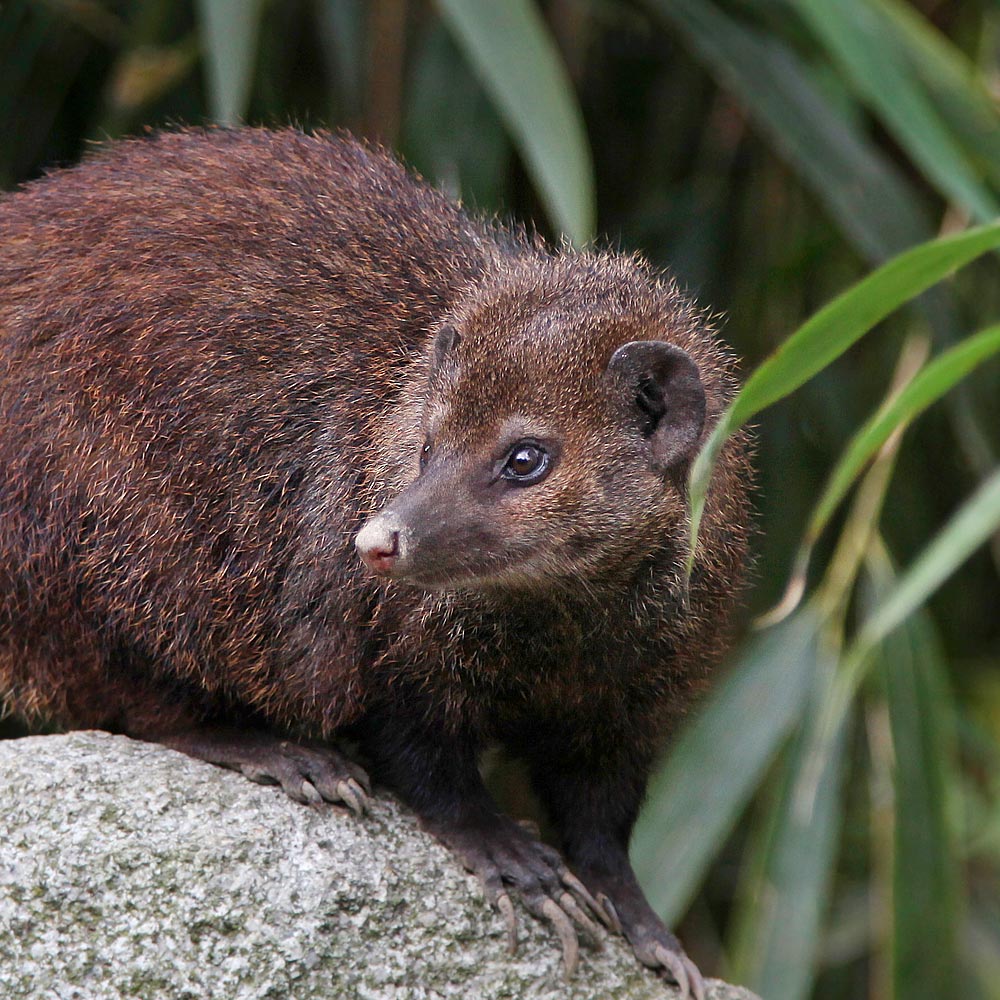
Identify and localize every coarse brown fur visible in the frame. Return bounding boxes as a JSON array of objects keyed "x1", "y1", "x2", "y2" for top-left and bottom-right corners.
[{"x1": 0, "y1": 127, "x2": 751, "y2": 987}]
